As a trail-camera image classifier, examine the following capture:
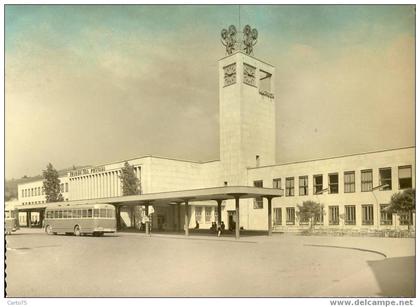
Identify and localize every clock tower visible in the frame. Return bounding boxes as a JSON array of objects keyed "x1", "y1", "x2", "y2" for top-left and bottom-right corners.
[{"x1": 219, "y1": 49, "x2": 276, "y2": 186}]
